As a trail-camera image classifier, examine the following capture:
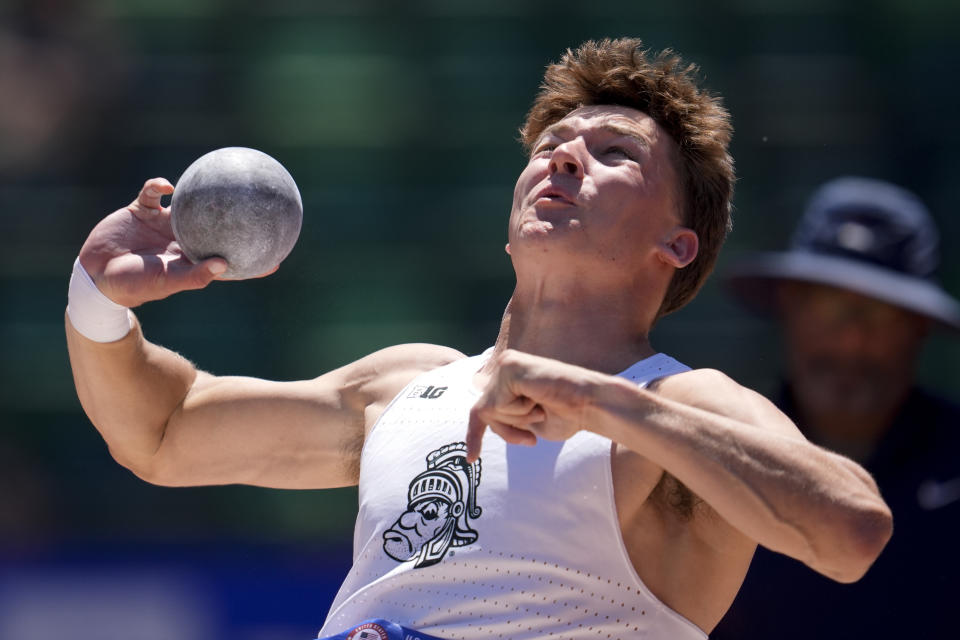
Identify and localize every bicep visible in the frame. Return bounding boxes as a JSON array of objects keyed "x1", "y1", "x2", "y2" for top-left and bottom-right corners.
[
  {"x1": 145, "y1": 343, "x2": 465, "y2": 489},
  {"x1": 148, "y1": 371, "x2": 364, "y2": 489}
]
